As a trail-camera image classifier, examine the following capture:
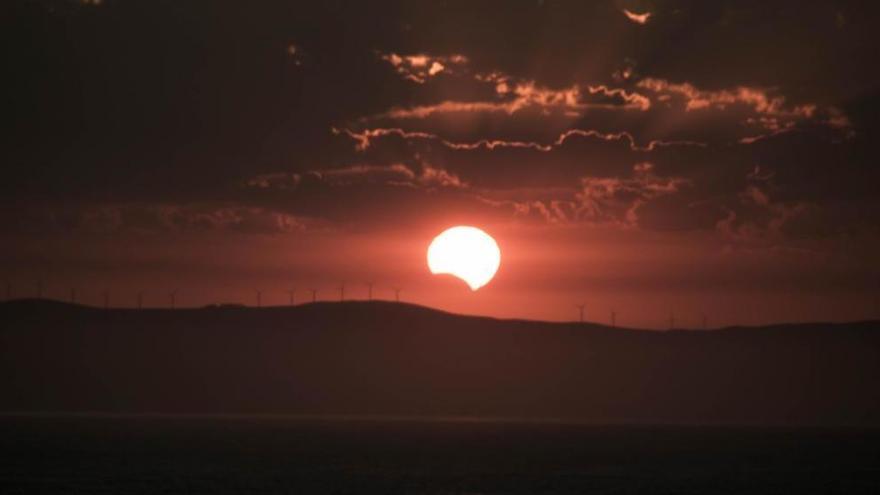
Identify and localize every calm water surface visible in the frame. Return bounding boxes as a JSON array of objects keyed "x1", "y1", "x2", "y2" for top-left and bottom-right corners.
[{"x1": 1, "y1": 414, "x2": 878, "y2": 494}]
